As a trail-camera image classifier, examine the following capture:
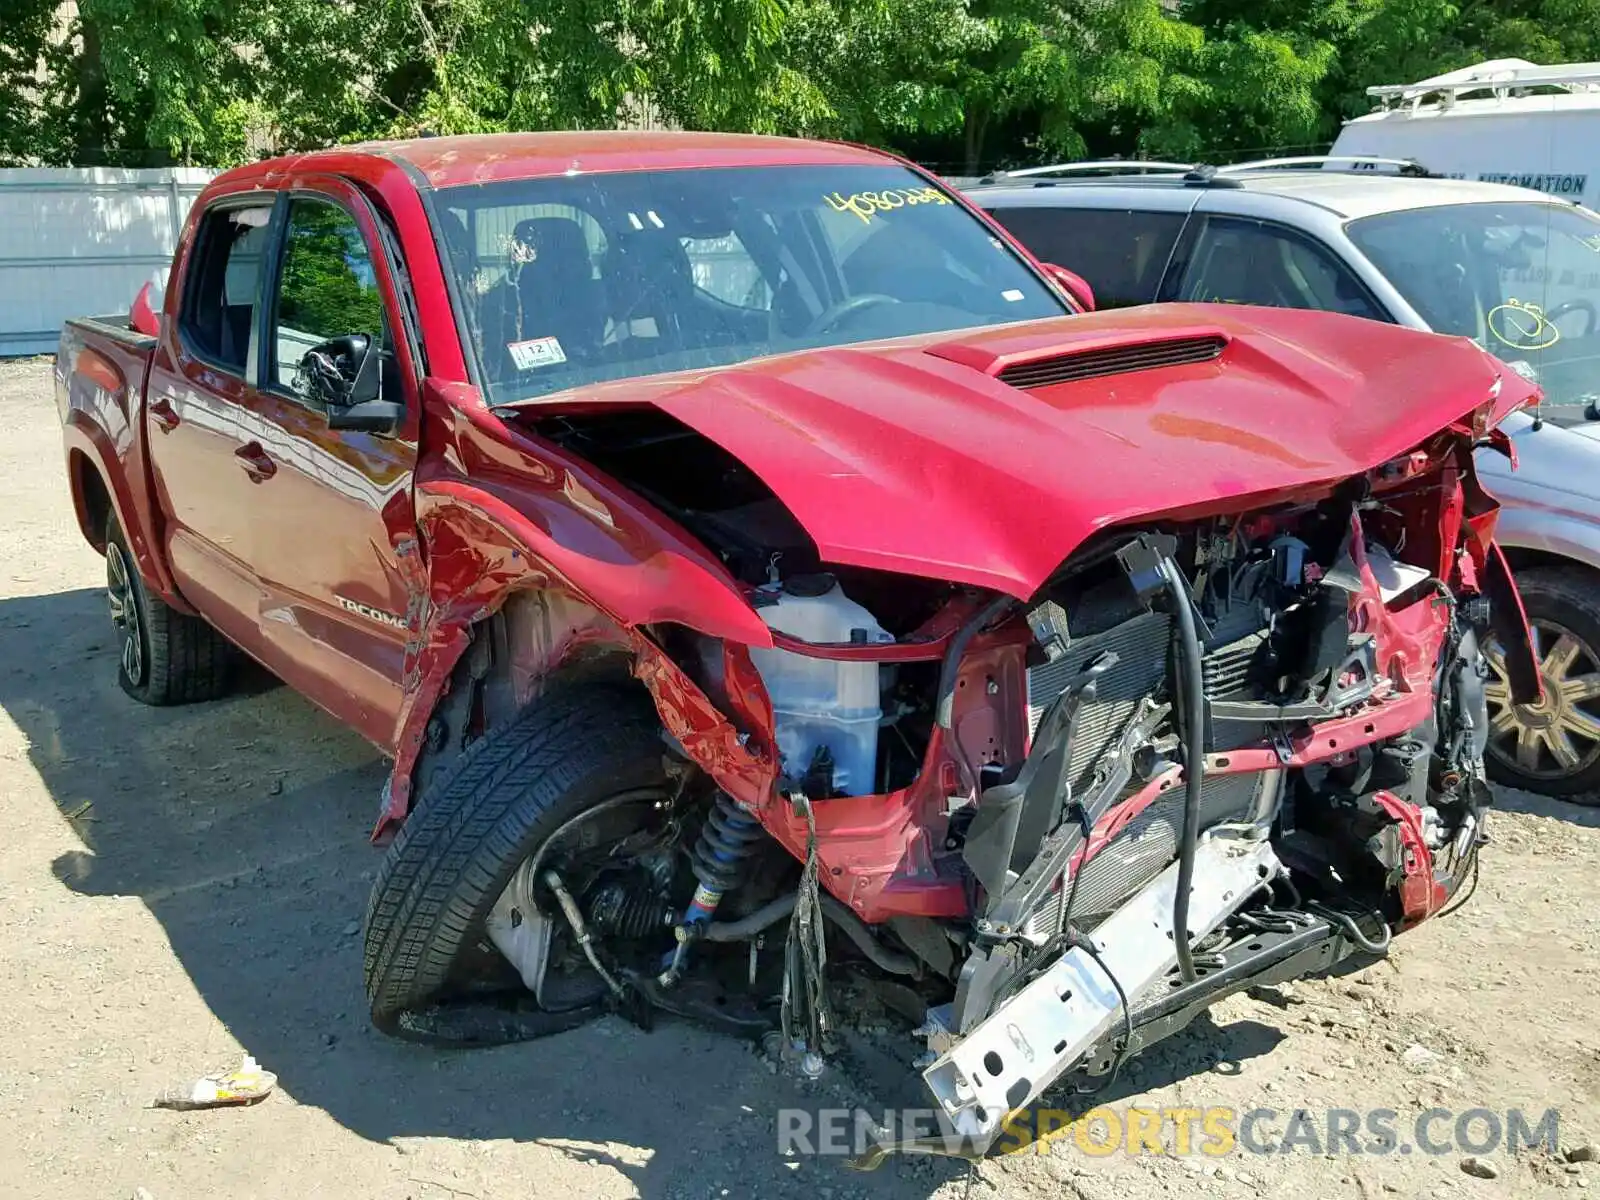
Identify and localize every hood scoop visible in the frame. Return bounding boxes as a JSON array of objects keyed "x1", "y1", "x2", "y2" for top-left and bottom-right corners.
[{"x1": 995, "y1": 334, "x2": 1228, "y2": 390}]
